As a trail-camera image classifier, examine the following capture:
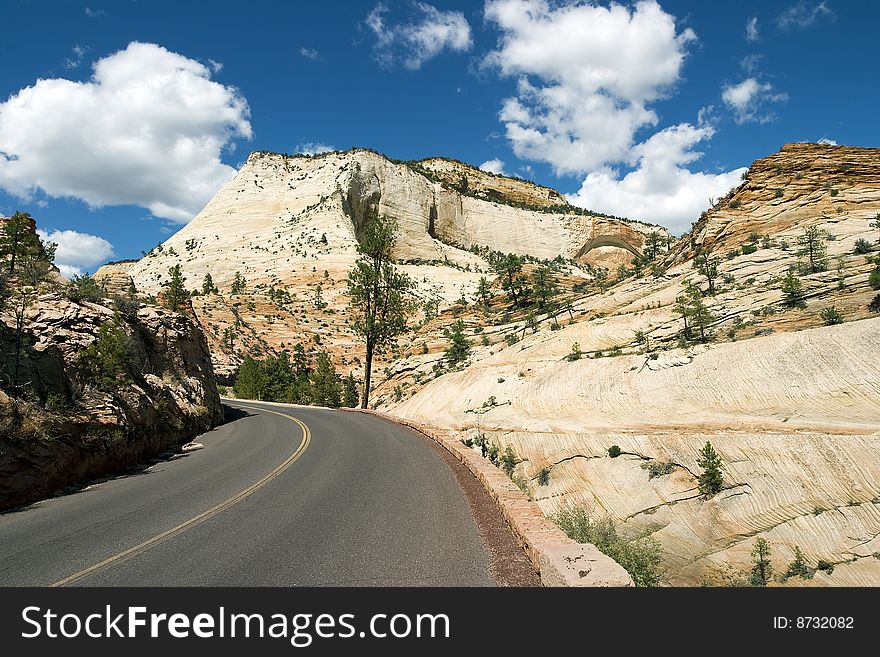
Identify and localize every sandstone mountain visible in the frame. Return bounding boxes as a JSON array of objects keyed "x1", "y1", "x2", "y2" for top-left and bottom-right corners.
[
  {"x1": 99, "y1": 148, "x2": 662, "y2": 379},
  {"x1": 110, "y1": 143, "x2": 880, "y2": 586}
]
